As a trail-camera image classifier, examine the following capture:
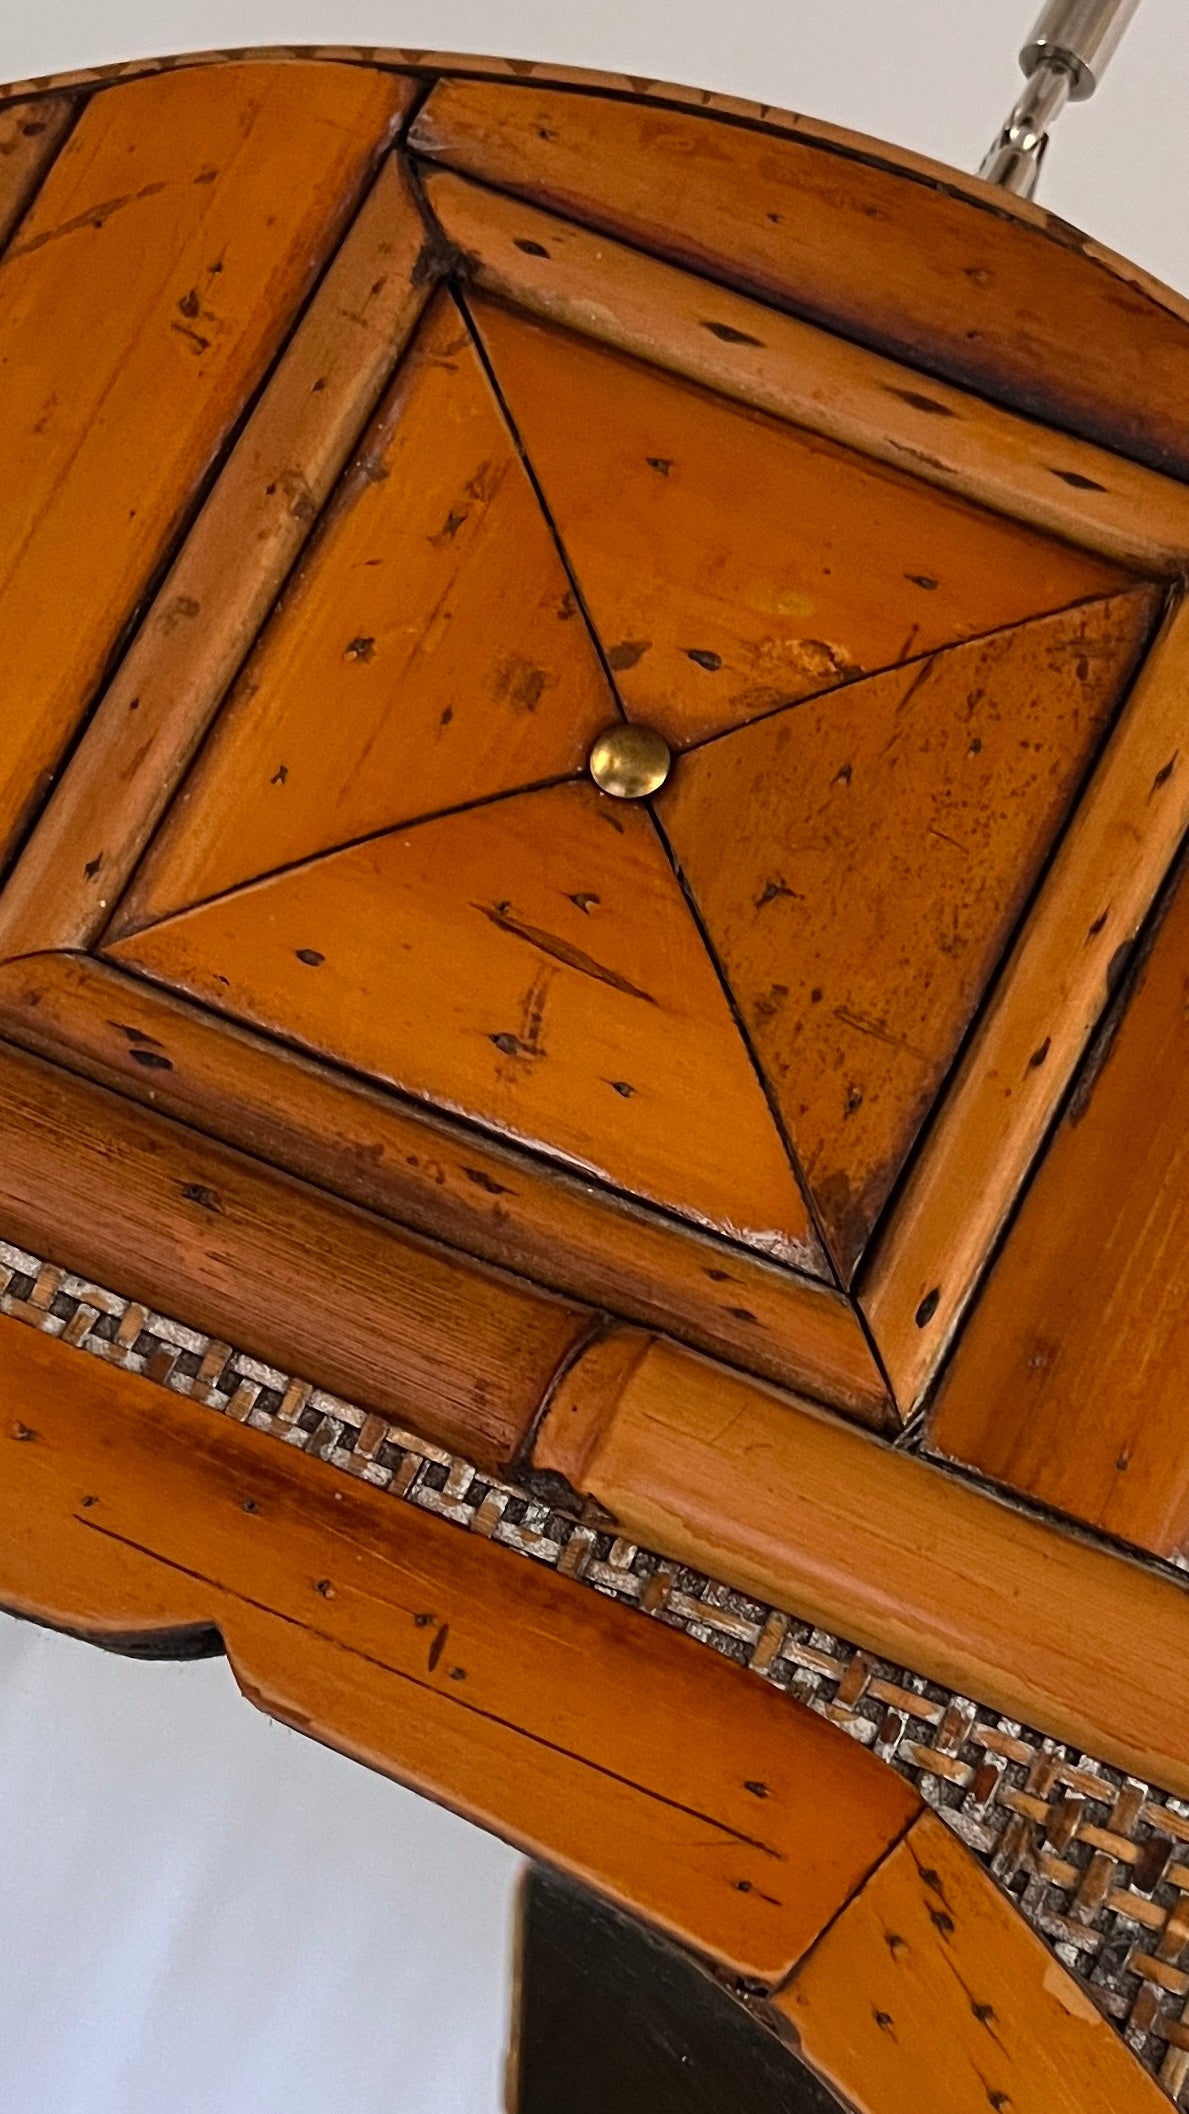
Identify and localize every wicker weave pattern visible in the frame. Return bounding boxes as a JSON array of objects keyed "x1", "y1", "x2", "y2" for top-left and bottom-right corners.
[{"x1": 4, "y1": 1232, "x2": 1189, "y2": 2101}]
